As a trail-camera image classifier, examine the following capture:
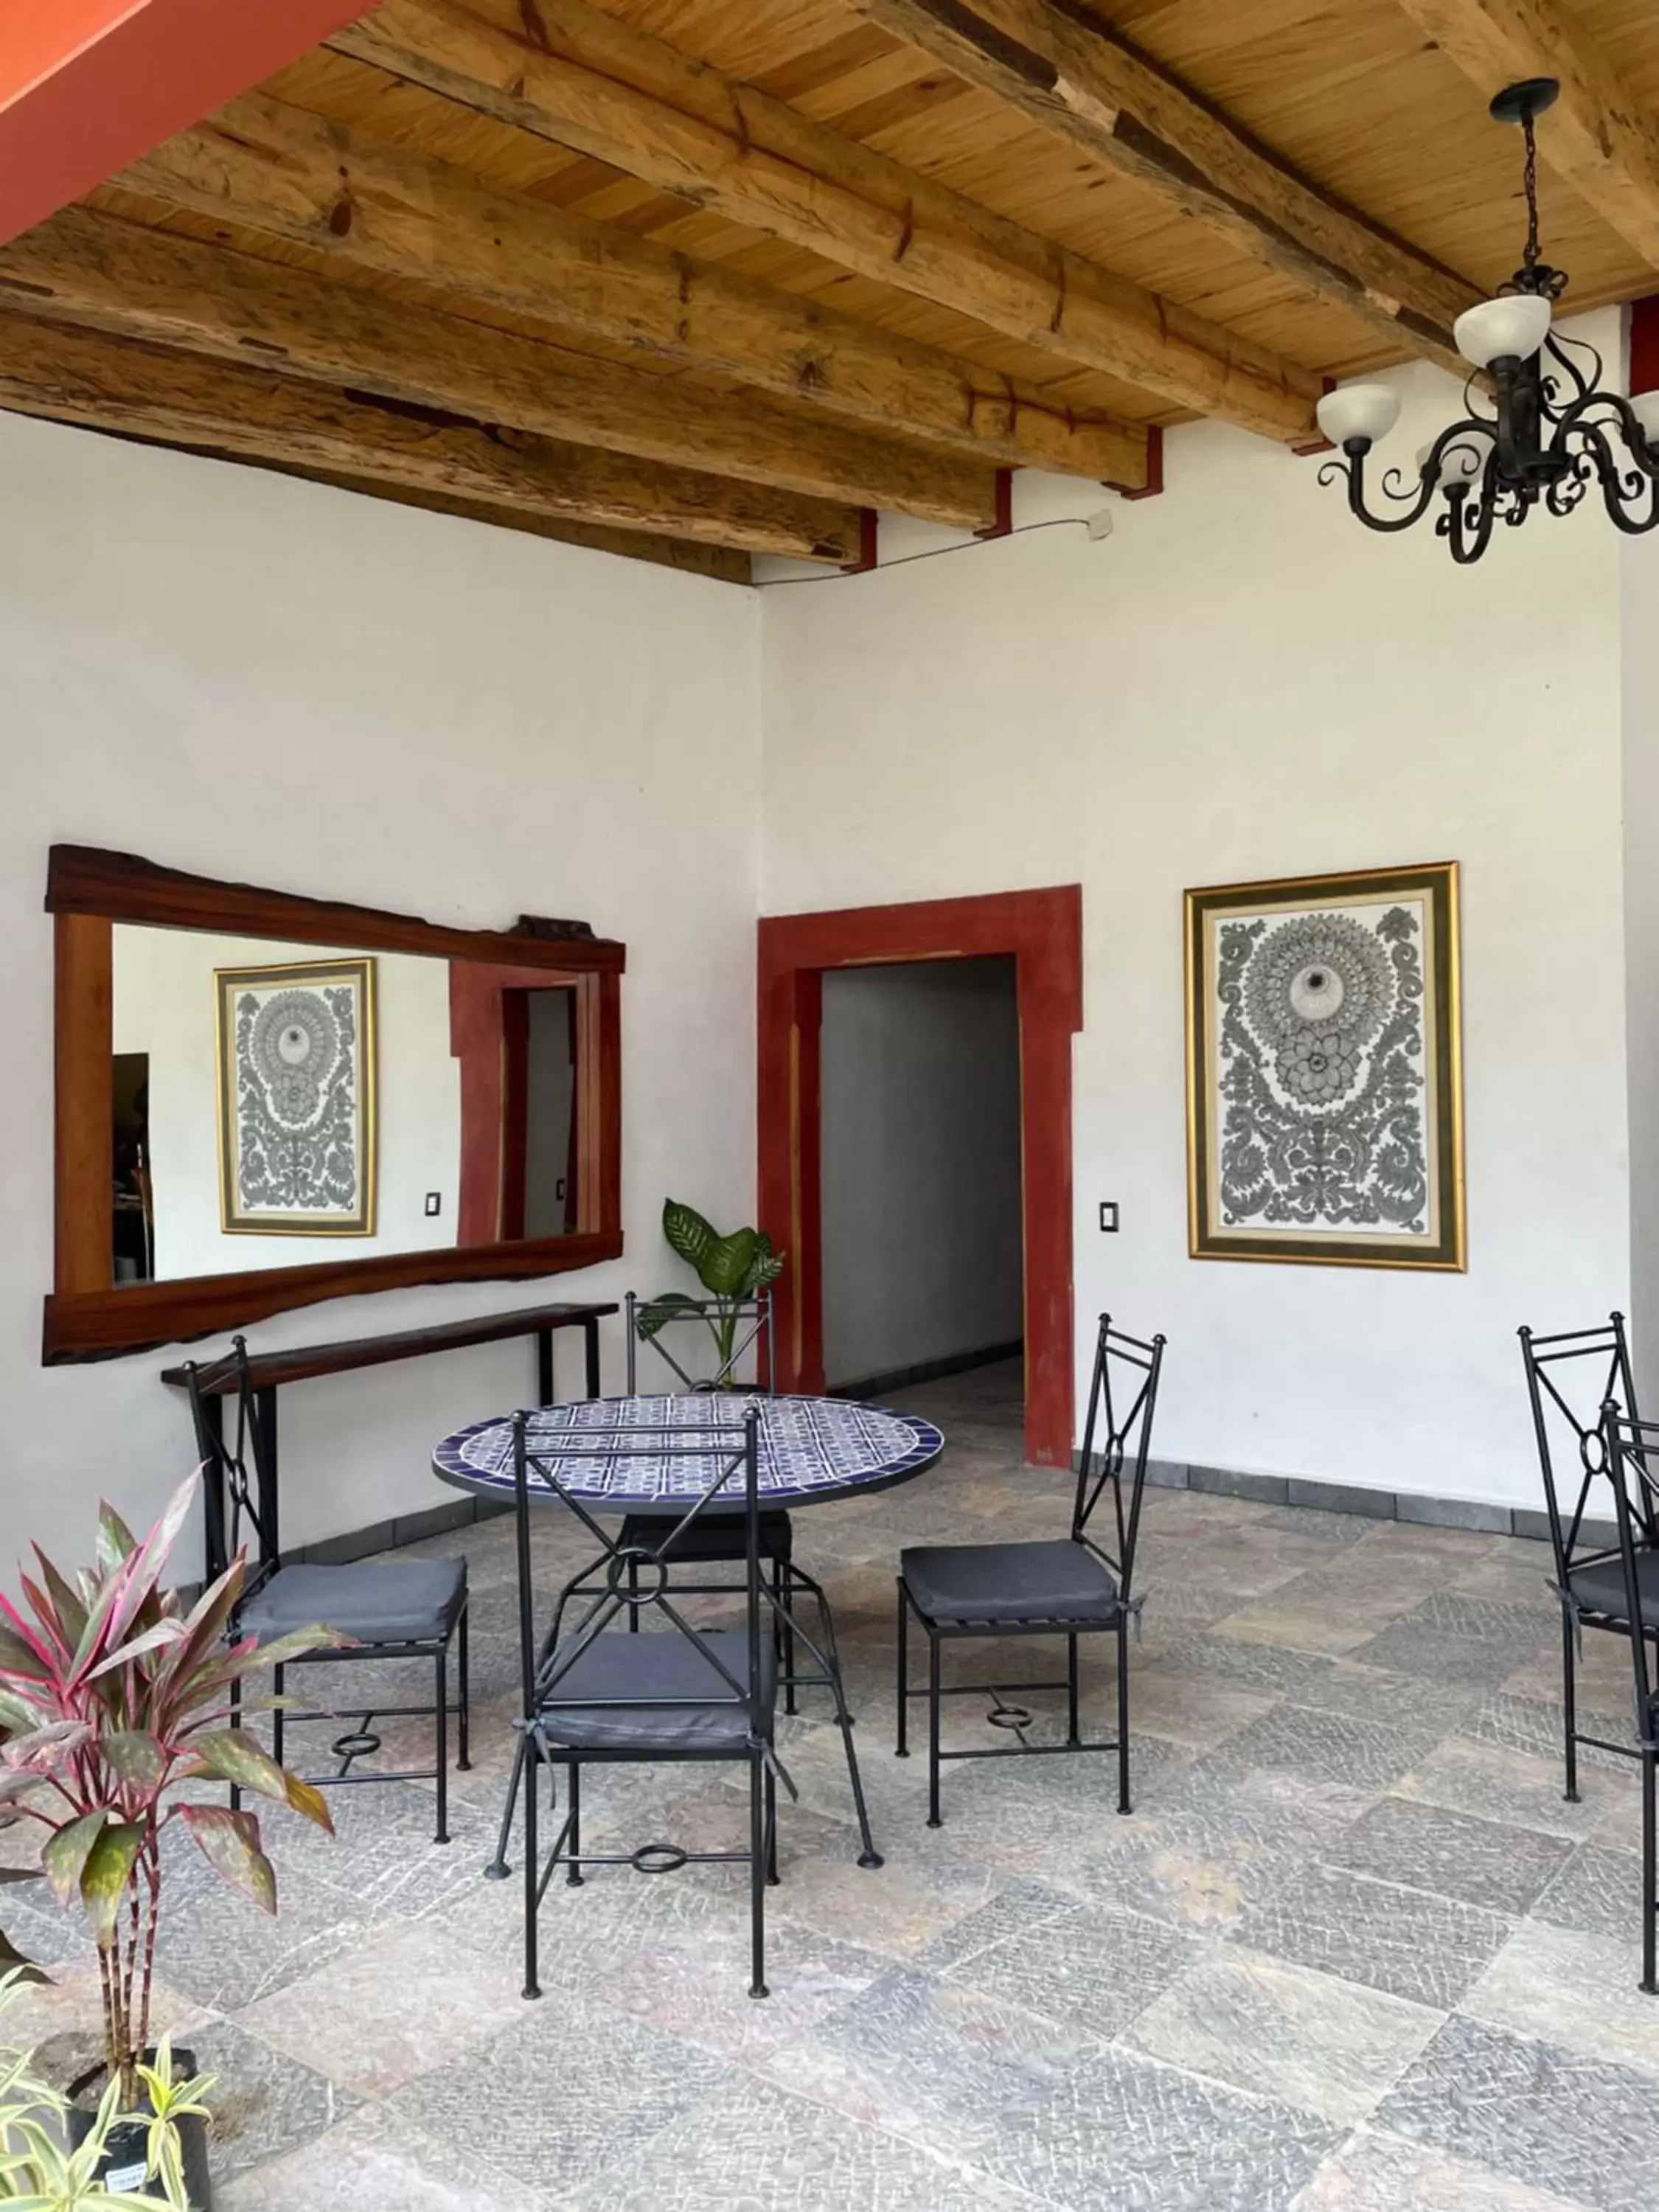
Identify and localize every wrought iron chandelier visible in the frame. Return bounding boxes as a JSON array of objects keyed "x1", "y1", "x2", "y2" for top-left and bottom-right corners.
[{"x1": 1315, "y1": 78, "x2": 1659, "y2": 564}]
